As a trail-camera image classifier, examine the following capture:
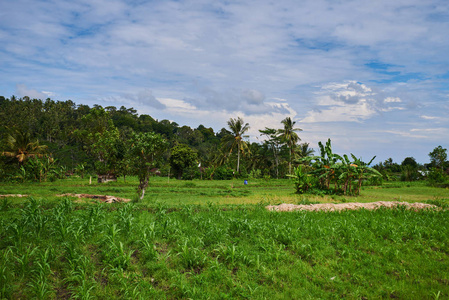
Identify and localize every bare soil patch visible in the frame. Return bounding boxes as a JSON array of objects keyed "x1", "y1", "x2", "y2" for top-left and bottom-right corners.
[
  {"x1": 0, "y1": 194, "x2": 29, "y2": 197},
  {"x1": 266, "y1": 201, "x2": 438, "y2": 212},
  {"x1": 57, "y1": 193, "x2": 131, "y2": 203}
]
